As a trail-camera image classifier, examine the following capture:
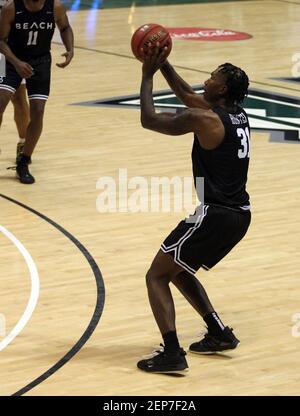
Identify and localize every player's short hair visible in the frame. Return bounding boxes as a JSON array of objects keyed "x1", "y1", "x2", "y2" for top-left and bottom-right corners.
[{"x1": 218, "y1": 63, "x2": 249, "y2": 105}]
